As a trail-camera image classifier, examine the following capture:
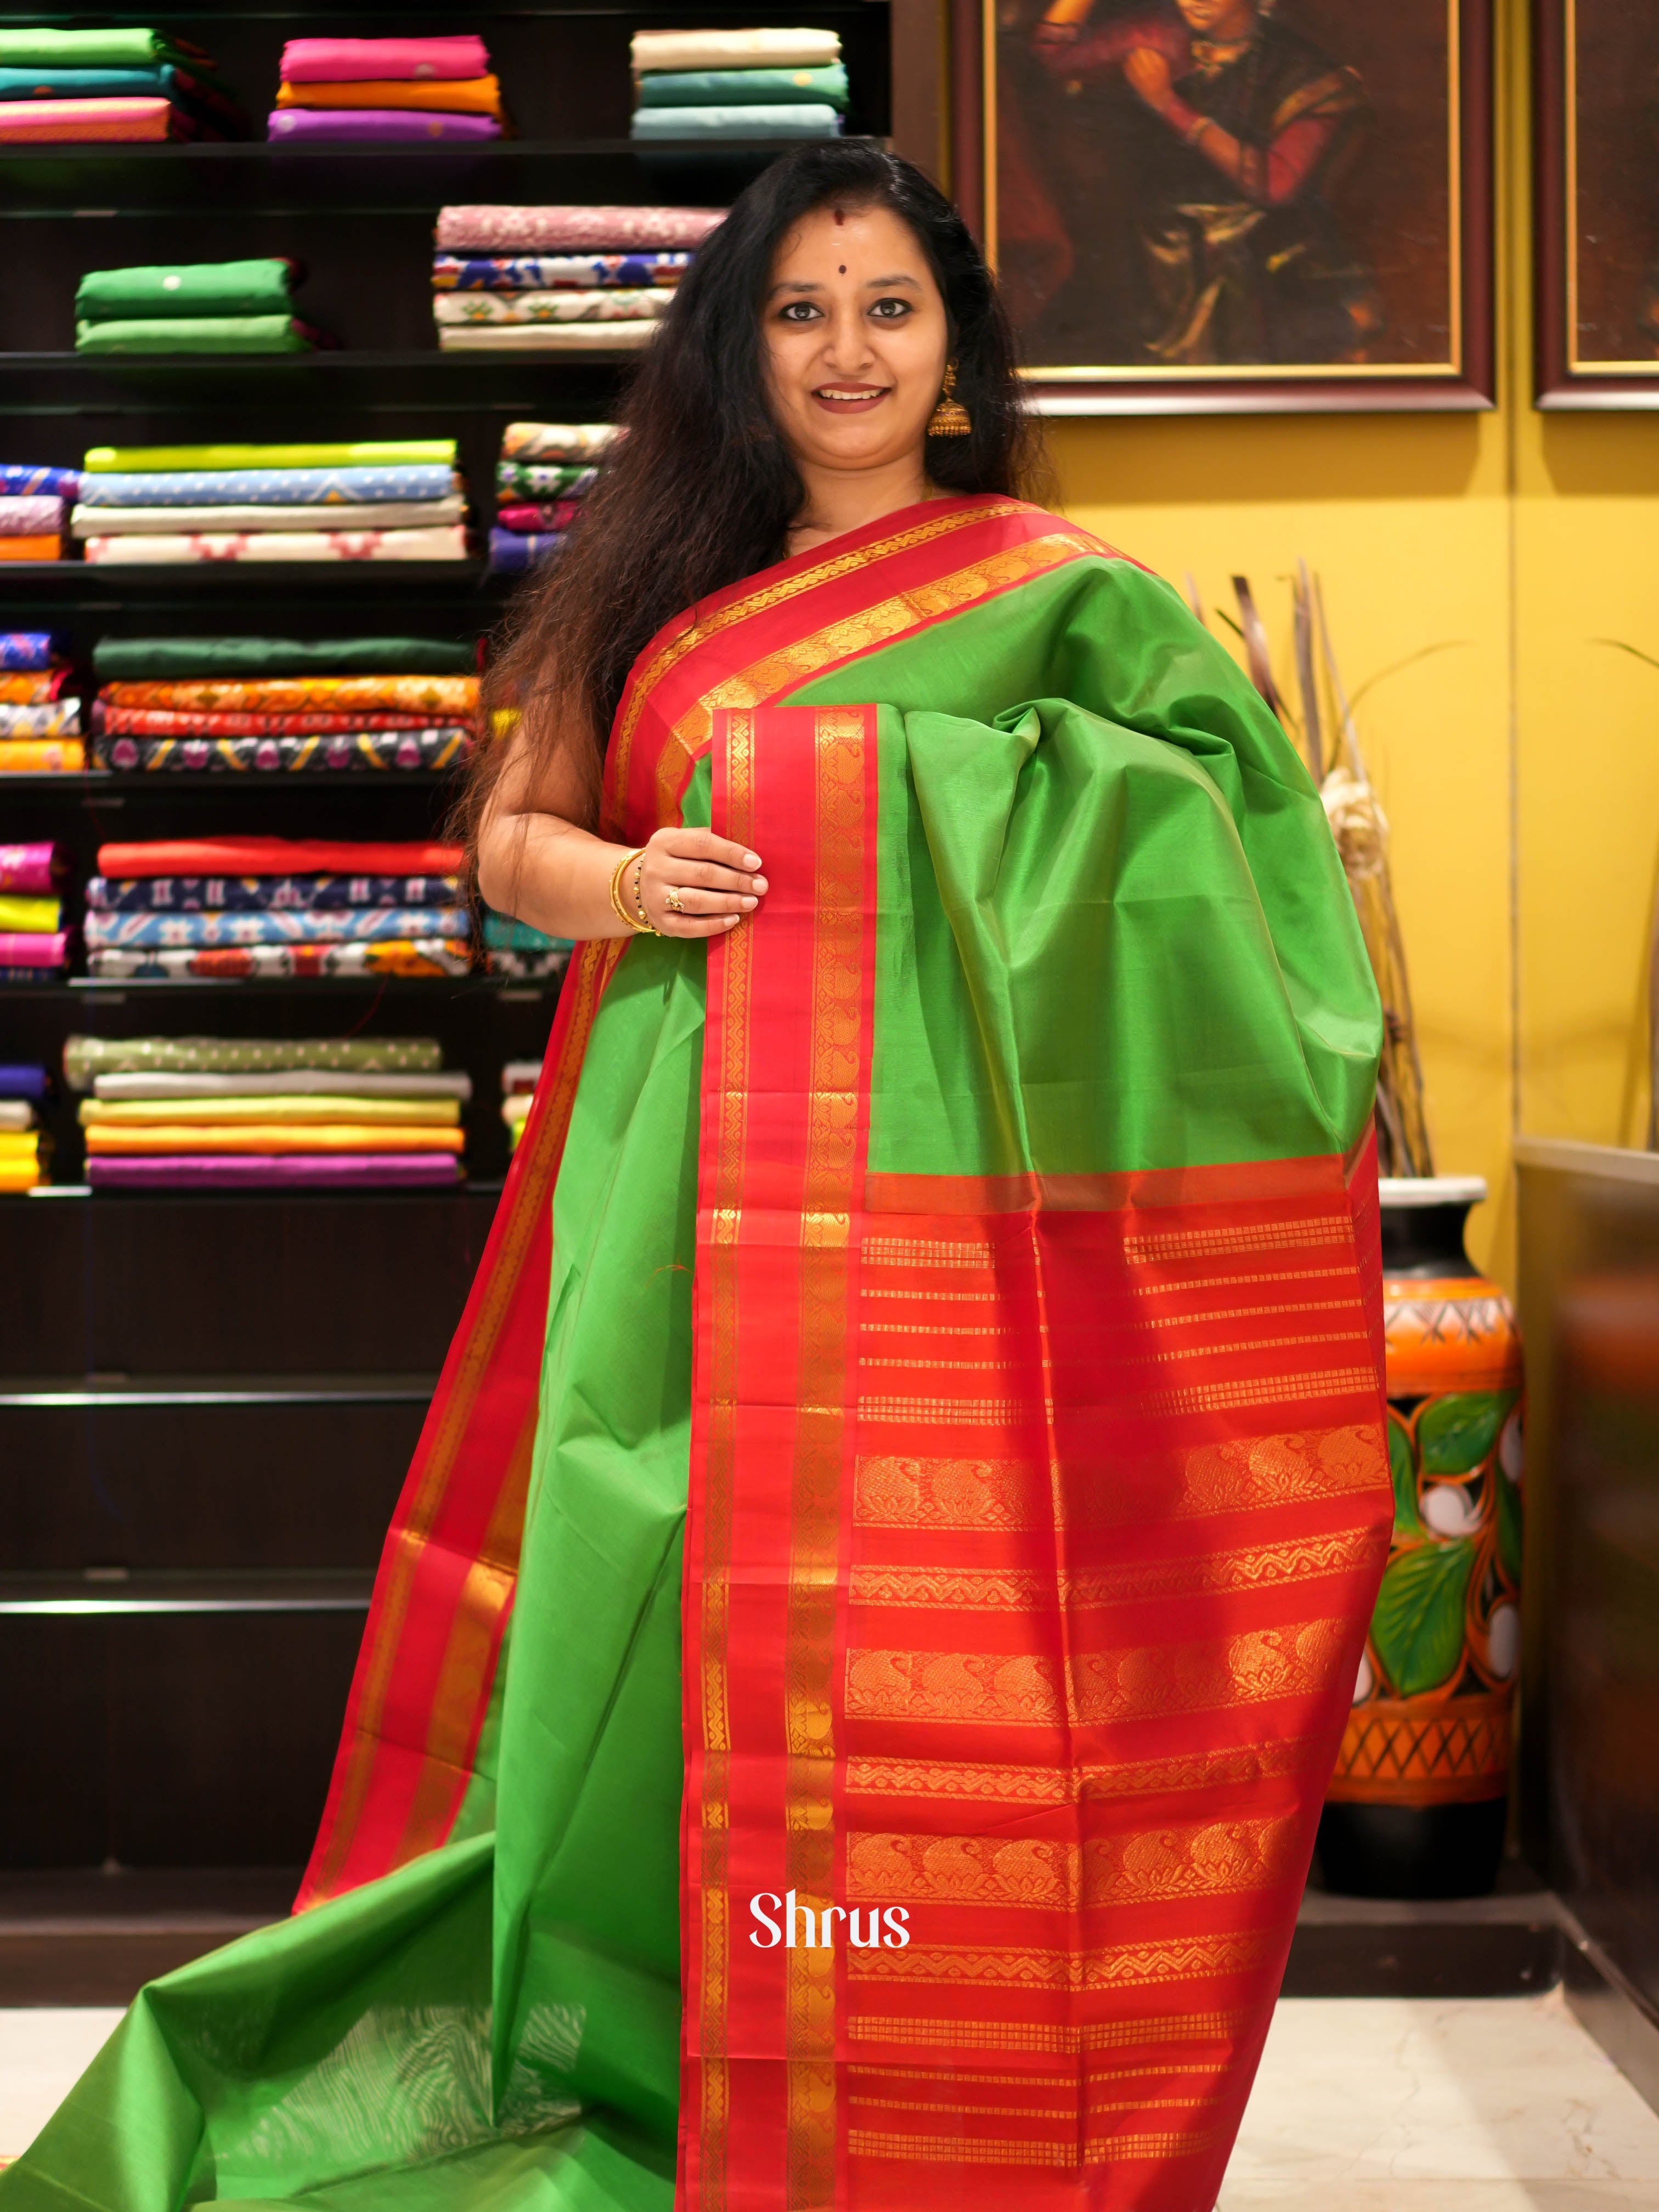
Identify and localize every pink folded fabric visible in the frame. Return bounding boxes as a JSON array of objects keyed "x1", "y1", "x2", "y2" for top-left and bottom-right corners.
[
  {"x1": 0, "y1": 932, "x2": 66, "y2": 967},
  {"x1": 0, "y1": 844, "x2": 61, "y2": 896},
  {"x1": 0, "y1": 97, "x2": 187, "y2": 144},
  {"x1": 88, "y1": 1152, "x2": 463, "y2": 1189},
  {"x1": 436, "y1": 205, "x2": 725, "y2": 252},
  {"x1": 0, "y1": 496, "x2": 63, "y2": 537},
  {"x1": 280, "y1": 36, "x2": 490, "y2": 83}
]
